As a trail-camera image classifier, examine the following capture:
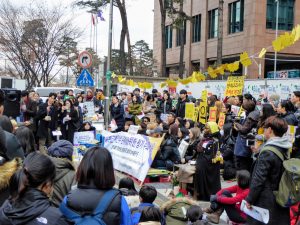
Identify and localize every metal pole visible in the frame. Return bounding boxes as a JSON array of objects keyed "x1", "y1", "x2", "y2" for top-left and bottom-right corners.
[
  {"x1": 274, "y1": 0, "x2": 279, "y2": 77},
  {"x1": 105, "y1": 0, "x2": 113, "y2": 130}
]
